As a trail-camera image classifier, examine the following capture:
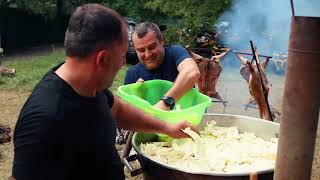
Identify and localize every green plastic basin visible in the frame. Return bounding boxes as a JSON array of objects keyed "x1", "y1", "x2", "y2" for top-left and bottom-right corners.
[{"x1": 116, "y1": 80, "x2": 212, "y2": 127}]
